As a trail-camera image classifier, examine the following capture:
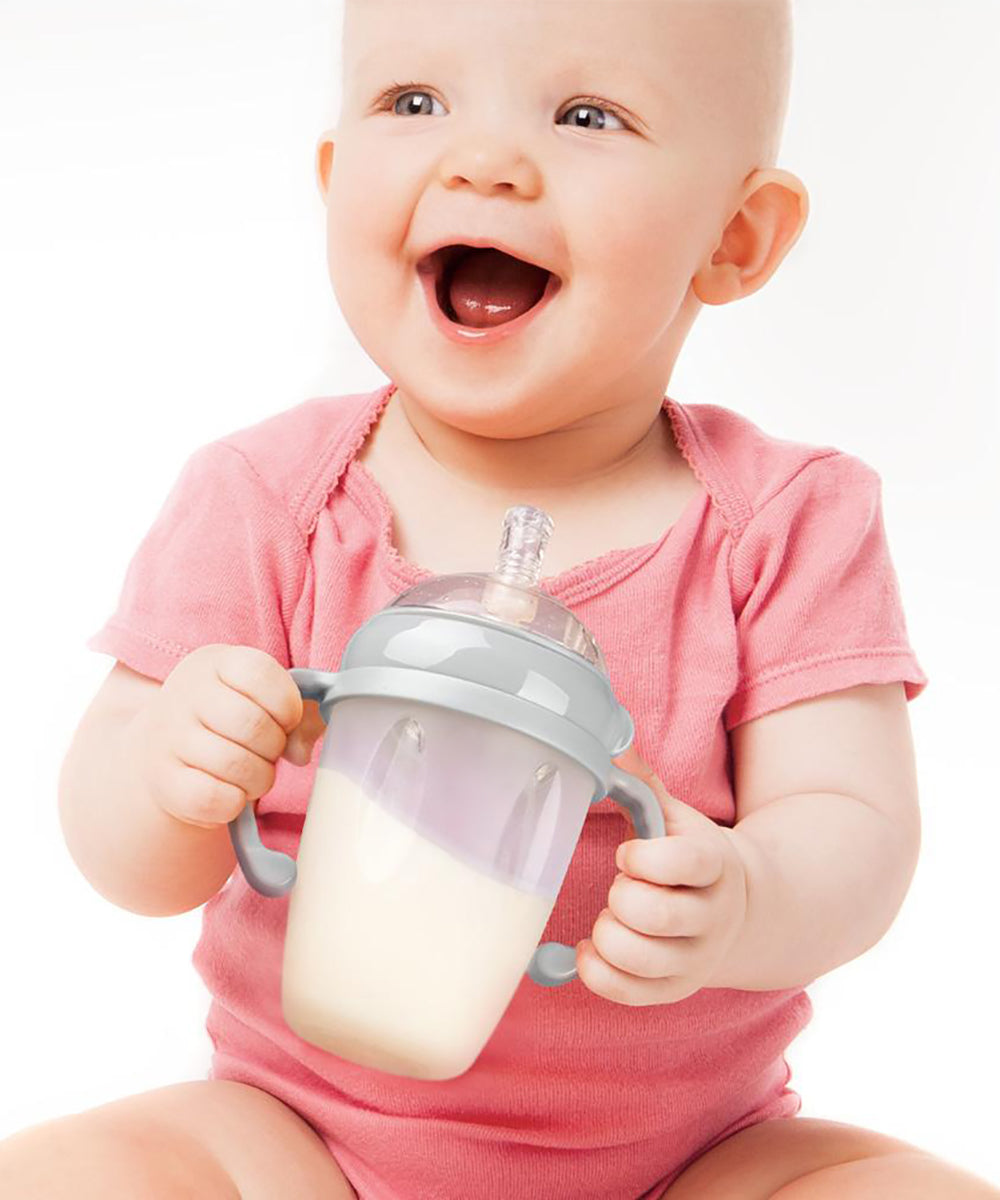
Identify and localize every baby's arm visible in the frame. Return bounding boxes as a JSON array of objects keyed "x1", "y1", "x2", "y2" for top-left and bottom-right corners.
[
  {"x1": 59, "y1": 662, "x2": 236, "y2": 916},
  {"x1": 59, "y1": 649, "x2": 313, "y2": 917},
  {"x1": 713, "y1": 680, "x2": 921, "y2": 990}
]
